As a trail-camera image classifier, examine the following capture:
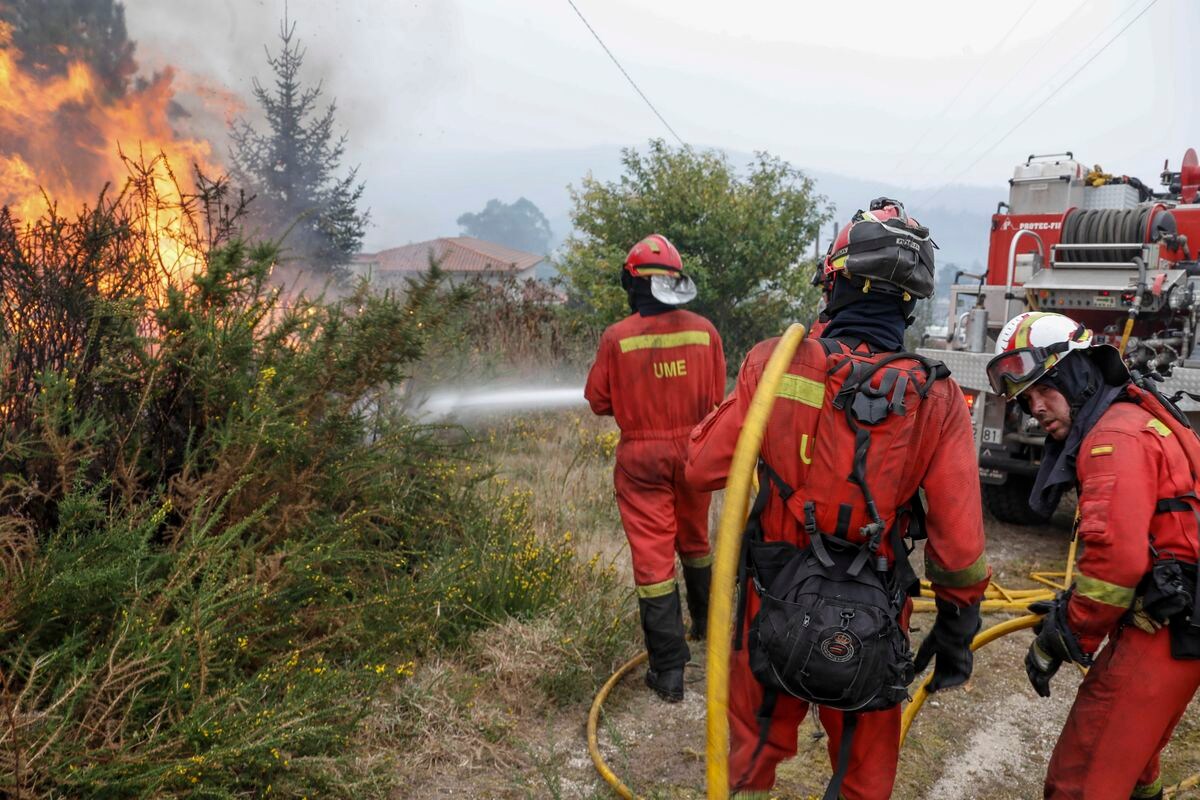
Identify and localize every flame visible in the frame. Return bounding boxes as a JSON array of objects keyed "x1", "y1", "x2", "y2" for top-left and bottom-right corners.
[{"x1": 0, "y1": 22, "x2": 219, "y2": 284}]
